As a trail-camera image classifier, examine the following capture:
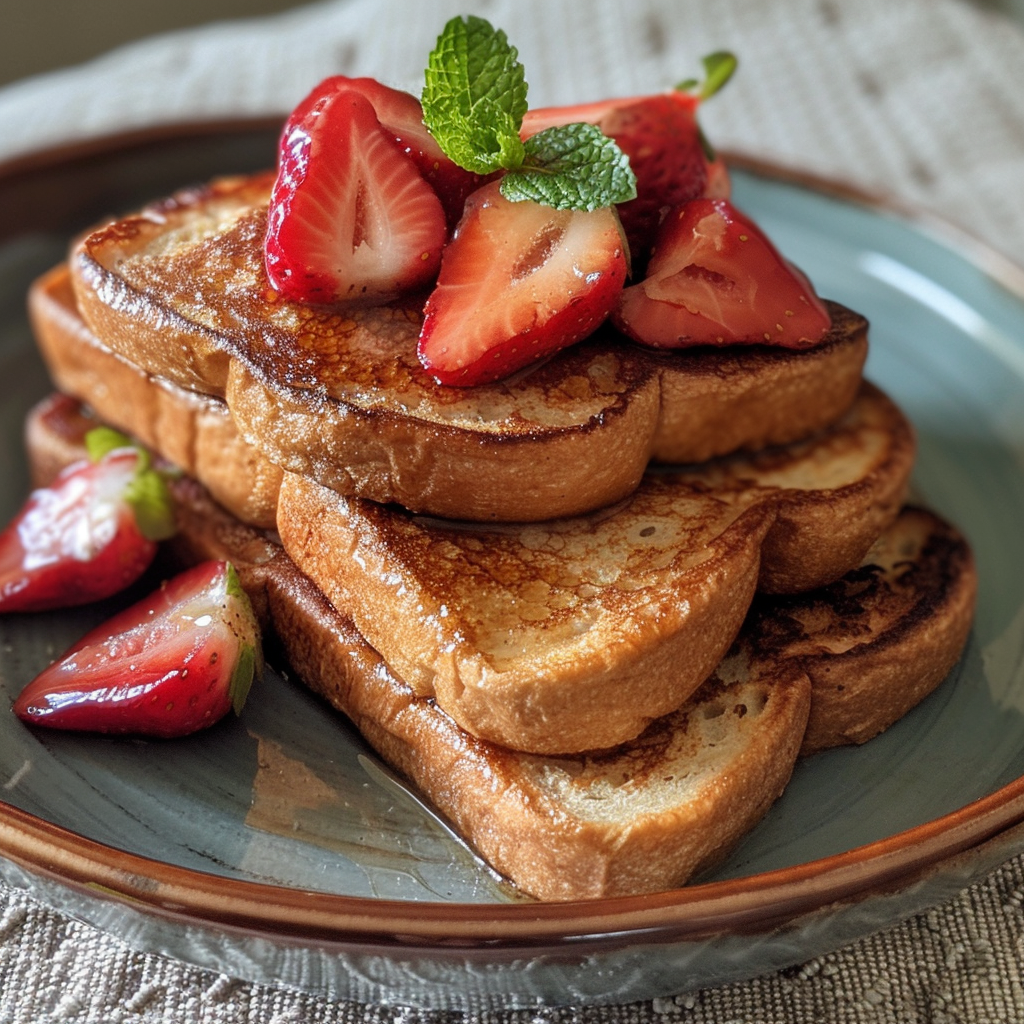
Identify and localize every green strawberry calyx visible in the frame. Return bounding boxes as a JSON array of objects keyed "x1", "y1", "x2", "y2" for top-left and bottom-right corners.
[{"x1": 84, "y1": 426, "x2": 177, "y2": 543}]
